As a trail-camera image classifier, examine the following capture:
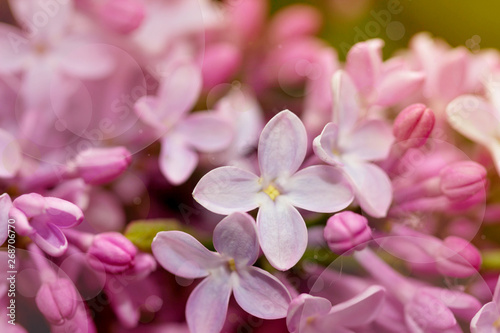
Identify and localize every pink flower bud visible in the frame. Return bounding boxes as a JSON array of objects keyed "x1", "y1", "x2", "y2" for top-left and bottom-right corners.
[
  {"x1": 439, "y1": 161, "x2": 486, "y2": 201},
  {"x1": 87, "y1": 232, "x2": 137, "y2": 274},
  {"x1": 436, "y1": 236, "x2": 481, "y2": 278},
  {"x1": 98, "y1": 0, "x2": 145, "y2": 34},
  {"x1": 268, "y1": 5, "x2": 322, "y2": 43},
  {"x1": 35, "y1": 279, "x2": 78, "y2": 325},
  {"x1": 202, "y1": 43, "x2": 241, "y2": 90},
  {"x1": 70, "y1": 147, "x2": 132, "y2": 185},
  {"x1": 393, "y1": 103, "x2": 435, "y2": 149},
  {"x1": 324, "y1": 211, "x2": 372, "y2": 254}
]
